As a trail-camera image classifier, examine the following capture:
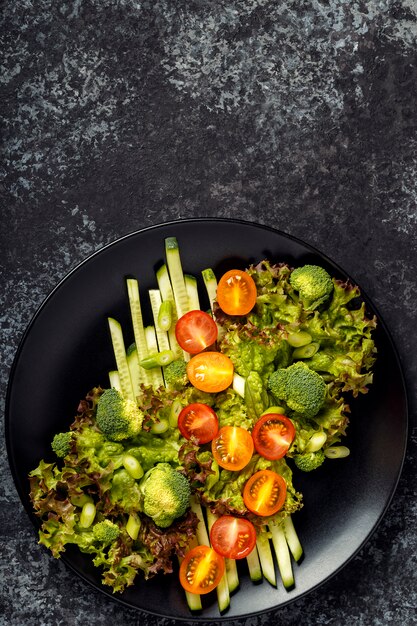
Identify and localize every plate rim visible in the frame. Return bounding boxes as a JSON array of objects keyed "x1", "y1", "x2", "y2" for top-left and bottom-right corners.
[{"x1": 5, "y1": 217, "x2": 409, "y2": 621}]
